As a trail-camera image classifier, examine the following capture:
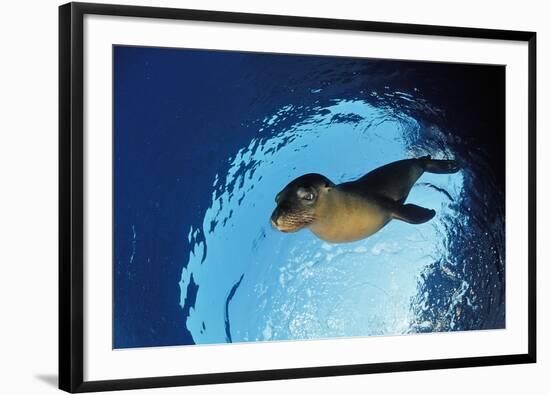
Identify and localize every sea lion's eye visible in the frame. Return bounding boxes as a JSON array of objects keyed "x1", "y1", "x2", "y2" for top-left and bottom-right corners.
[{"x1": 297, "y1": 187, "x2": 316, "y2": 201}]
